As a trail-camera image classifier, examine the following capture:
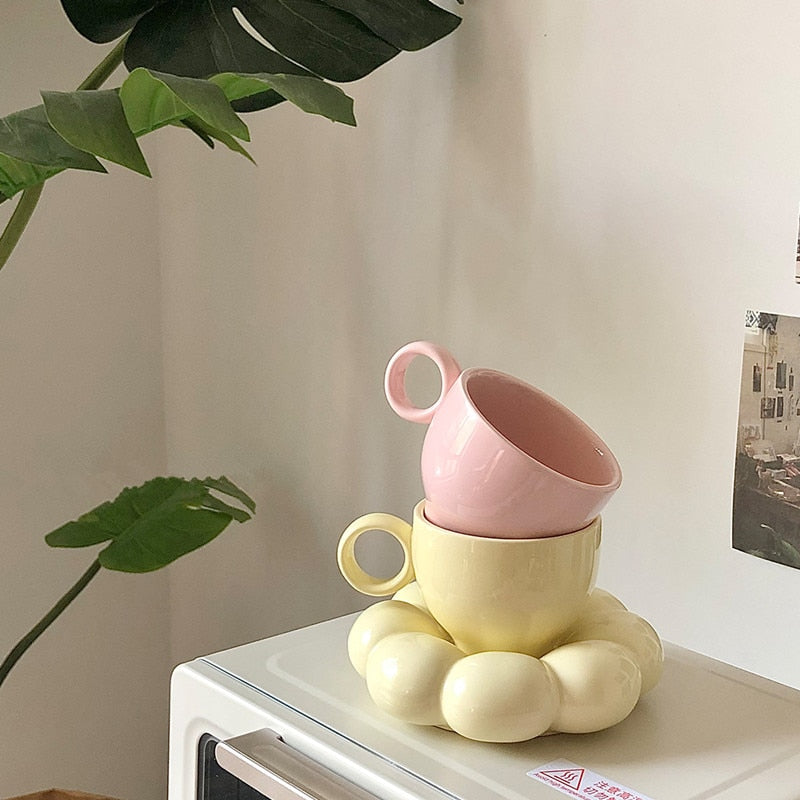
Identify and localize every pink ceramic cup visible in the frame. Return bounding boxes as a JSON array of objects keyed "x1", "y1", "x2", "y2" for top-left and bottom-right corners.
[{"x1": 384, "y1": 341, "x2": 622, "y2": 538}]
